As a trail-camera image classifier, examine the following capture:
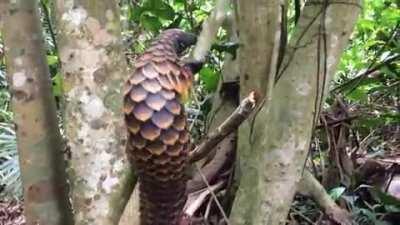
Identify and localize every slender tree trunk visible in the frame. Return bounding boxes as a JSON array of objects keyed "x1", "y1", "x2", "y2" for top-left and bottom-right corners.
[
  {"x1": 230, "y1": 0, "x2": 285, "y2": 222},
  {"x1": 54, "y1": 1, "x2": 136, "y2": 224},
  {"x1": 230, "y1": 1, "x2": 361, "y2": 224},
  {"x1": 2, "y1": 1, "x2": 73, "y2": 224}
]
